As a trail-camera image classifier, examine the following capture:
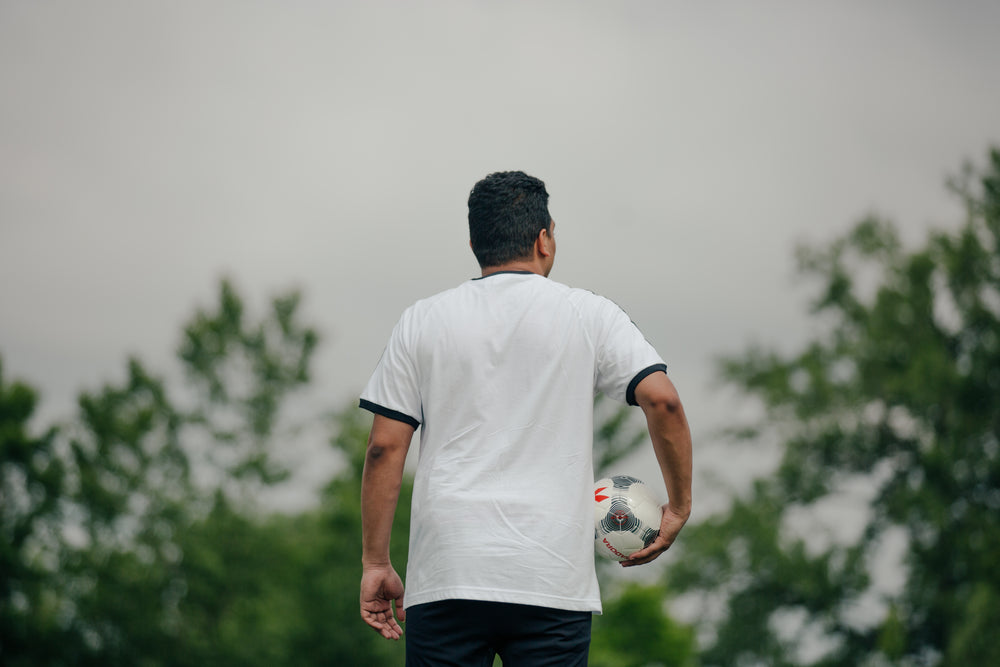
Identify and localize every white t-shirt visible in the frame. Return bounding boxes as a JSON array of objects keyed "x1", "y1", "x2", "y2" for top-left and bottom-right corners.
[{"x1": 360, "y1": 271, "x2": 666, "y2": 613}]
